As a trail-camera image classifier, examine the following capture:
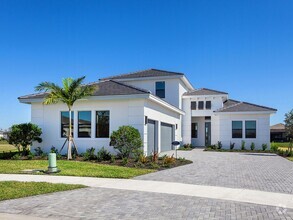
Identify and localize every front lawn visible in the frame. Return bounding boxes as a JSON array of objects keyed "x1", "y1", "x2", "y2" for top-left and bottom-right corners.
[
  {"x1": 0, "y1": 181, "x2": 85, "y2": 201},
  {"x1": 0, "y1": 160, "x2": 154, "y2": 178},
  {"x1": 0, "y1": 140, "x2": 16, "y2": 152}
]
